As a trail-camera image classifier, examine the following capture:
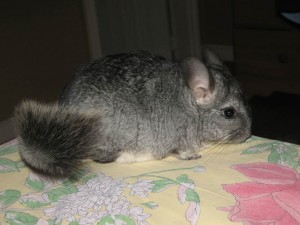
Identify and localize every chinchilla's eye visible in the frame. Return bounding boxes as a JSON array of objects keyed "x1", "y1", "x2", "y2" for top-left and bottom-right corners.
[{"x1": 222, "y1": 107, "x2": 236, "y2": 119}]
